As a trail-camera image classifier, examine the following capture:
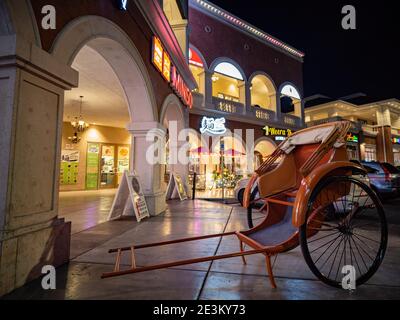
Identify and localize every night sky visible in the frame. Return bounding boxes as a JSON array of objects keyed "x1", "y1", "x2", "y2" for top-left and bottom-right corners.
[{"x1": 209, "y1": 0, "x2": 400, "y2": 101}]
